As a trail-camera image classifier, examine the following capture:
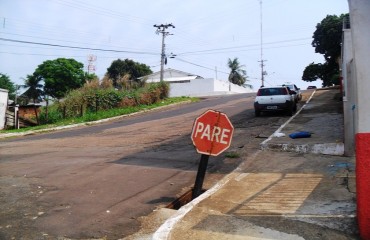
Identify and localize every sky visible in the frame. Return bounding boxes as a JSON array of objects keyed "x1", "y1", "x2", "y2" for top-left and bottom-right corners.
[{"x1": 0, "y1": 0, "x2": 349, "y2": 91}]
